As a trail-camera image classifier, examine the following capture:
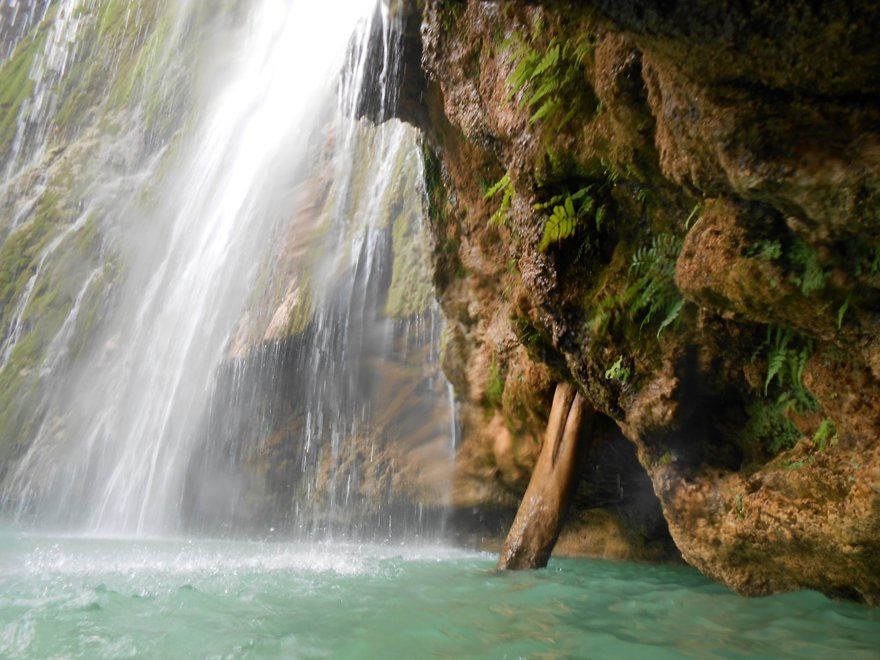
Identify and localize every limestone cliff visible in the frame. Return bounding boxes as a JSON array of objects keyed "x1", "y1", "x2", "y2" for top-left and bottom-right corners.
[{"x1": 397, "y1": 0, "x2": 880, "y2": 604}]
